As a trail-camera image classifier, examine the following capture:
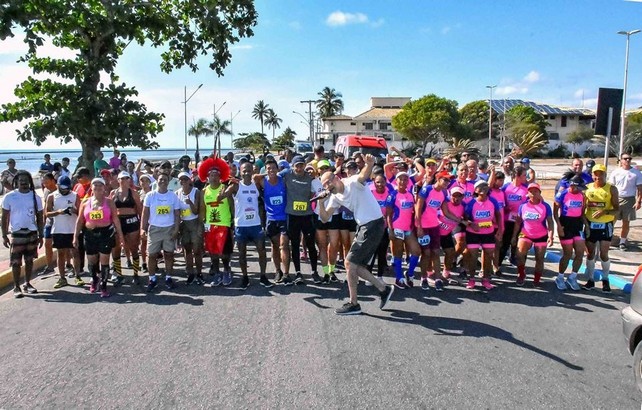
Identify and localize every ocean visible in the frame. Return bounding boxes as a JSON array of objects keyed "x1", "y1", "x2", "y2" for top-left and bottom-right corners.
[{"x1": 0, "y1": 147, "x2": 235, "y2": 175}]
